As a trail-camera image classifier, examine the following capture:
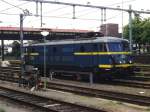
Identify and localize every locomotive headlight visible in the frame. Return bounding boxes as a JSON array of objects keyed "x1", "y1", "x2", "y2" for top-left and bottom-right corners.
[
  {"x1": 119, "y1": 61, "x2": 122, "y2": 64},
  {"x1": 129, "y1": 60, "x2": 132, "y2": 64}
]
